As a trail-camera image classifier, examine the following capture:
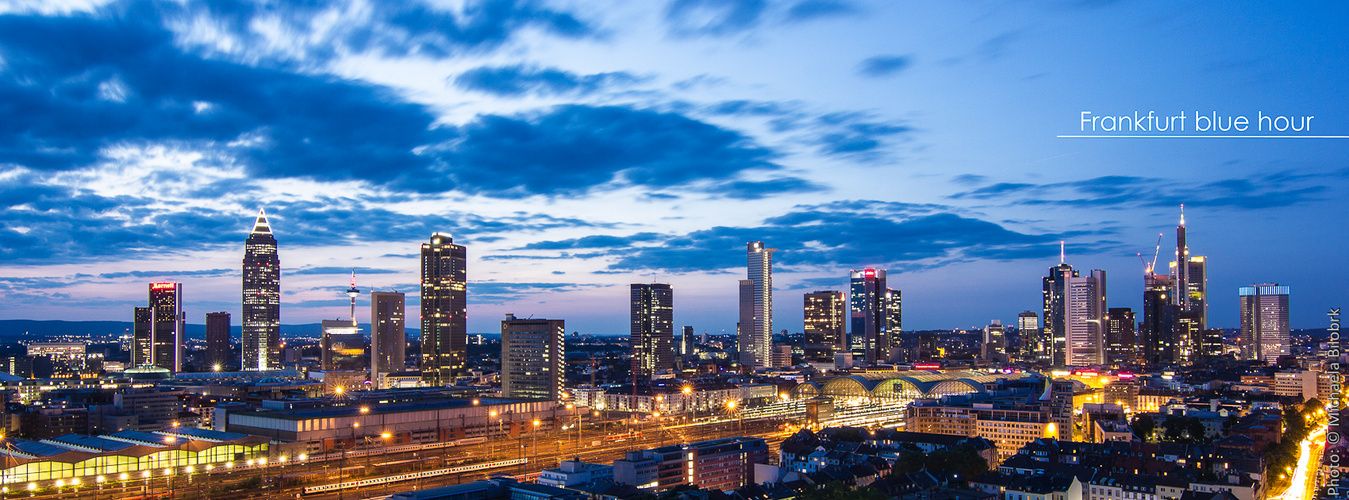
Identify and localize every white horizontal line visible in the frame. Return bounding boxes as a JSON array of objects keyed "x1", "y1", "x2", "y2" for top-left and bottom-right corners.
[{"x1": 1057, "y1": 135, "x2": 1349, "y2": 138}]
